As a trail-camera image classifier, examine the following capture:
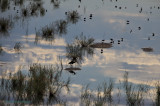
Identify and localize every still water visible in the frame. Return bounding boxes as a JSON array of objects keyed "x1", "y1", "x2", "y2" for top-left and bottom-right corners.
[{"x1": 0, "y1": 0, "x2": 160, "y2": 105}]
